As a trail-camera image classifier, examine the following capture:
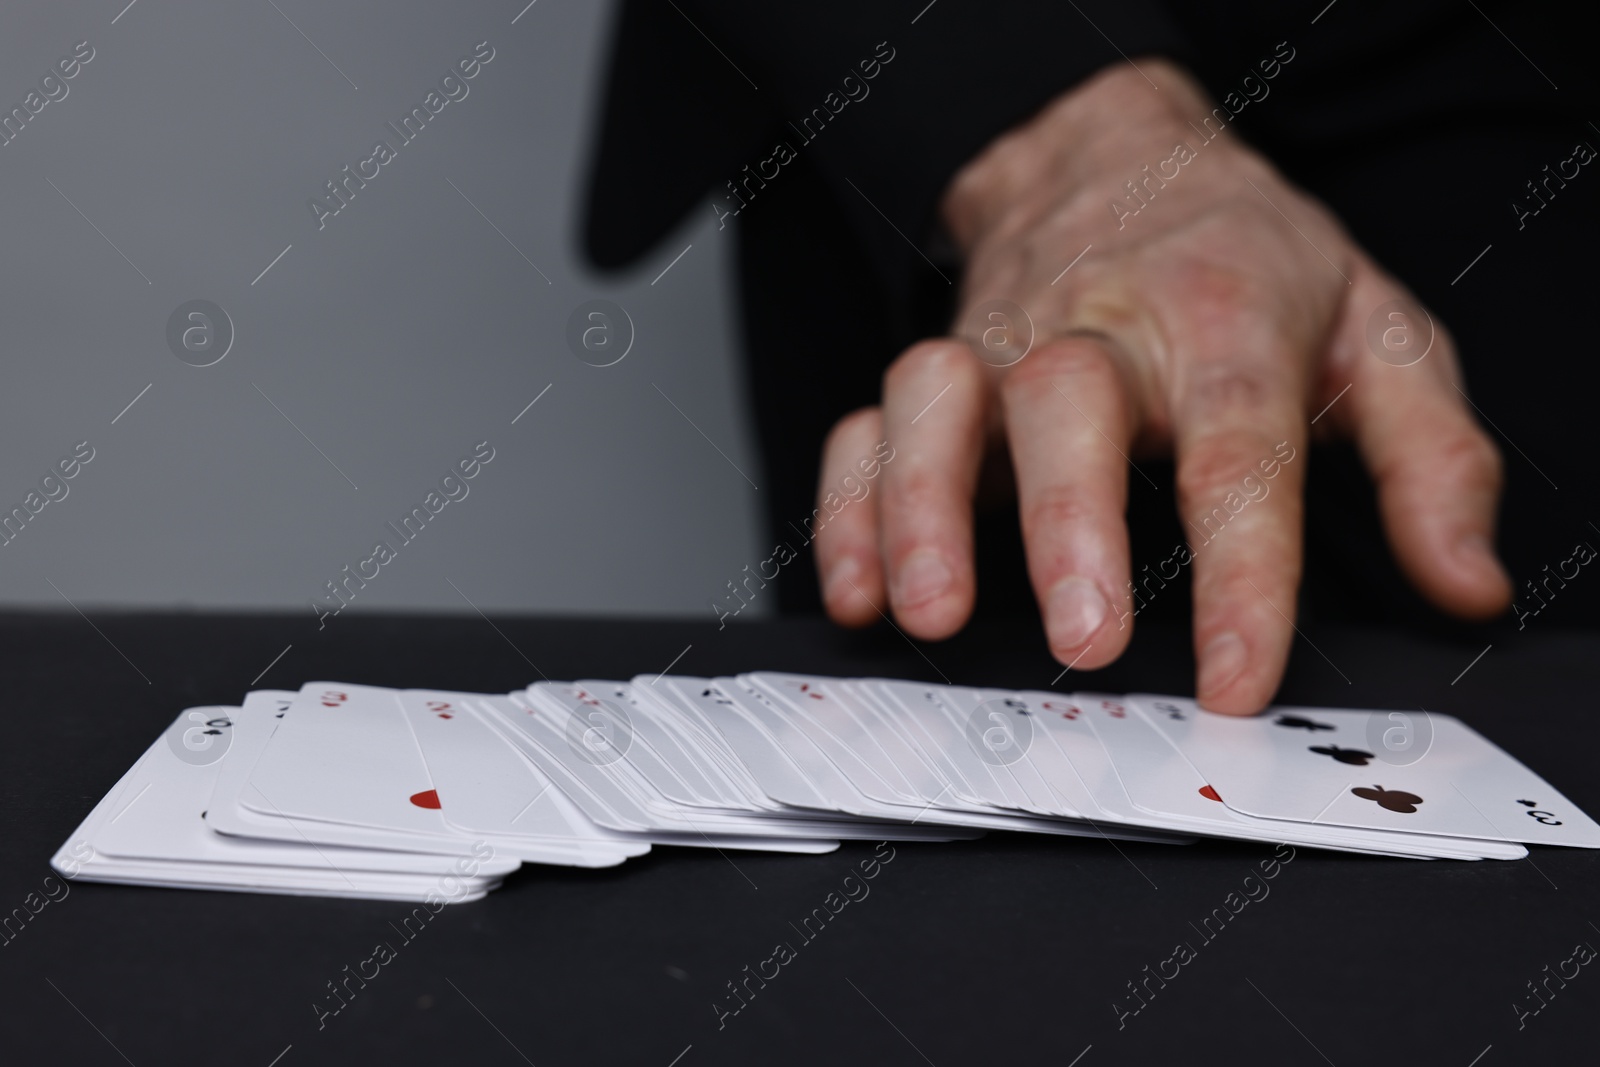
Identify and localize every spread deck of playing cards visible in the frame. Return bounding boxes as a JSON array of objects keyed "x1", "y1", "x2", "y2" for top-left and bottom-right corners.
[{"x1": 53, "y1": 675, "x2": 1600, "y2": 901}]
